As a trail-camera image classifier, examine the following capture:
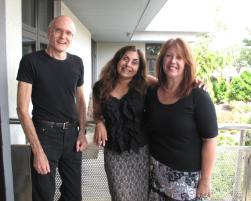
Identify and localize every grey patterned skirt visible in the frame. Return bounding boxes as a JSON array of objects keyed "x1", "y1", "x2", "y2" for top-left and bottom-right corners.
[
  {"x1": 104, "y1": 145, "x2": 149, "y2": 201},
  {"x1": 149, "y1": 156, "x2": 203, "y2": 201}
]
